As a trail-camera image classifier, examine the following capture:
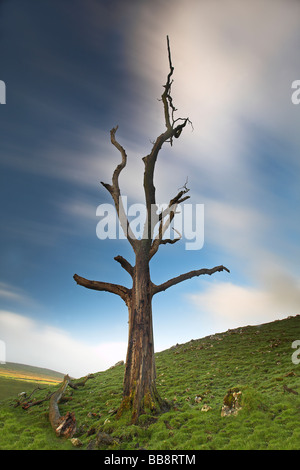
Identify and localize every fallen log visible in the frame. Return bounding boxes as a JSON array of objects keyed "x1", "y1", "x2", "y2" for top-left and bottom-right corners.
[
  {"x1": 12, "y1": 372, "x2": 93, "y2": 439},
  {"x1": 49, "y1": 374, "x2": 77, "y2": 438},
  {"x1": 22, "y1": 395, "x2": 52, "y2": 410}
]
